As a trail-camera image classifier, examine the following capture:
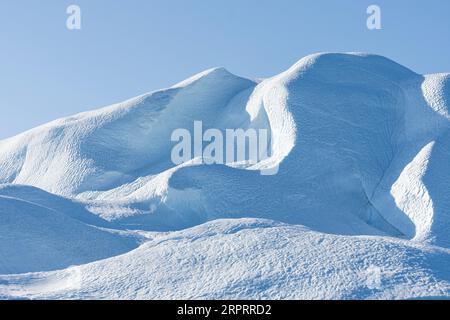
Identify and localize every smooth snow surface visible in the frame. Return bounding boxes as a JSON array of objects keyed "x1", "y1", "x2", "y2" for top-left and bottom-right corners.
[
  {"x1": 0, "y1": 53, "x2": 449, "y2": 299},
  {"x1": 0, "y1": 185, "x2": 141, "y2": 274}
]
